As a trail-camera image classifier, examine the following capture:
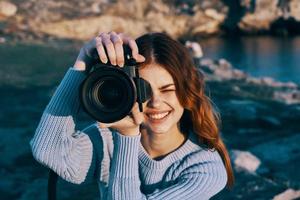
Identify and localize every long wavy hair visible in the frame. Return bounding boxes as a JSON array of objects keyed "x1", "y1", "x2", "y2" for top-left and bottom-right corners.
[{"x1": 135, "y1": 32, "x2": 234, "y2": 187}]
